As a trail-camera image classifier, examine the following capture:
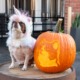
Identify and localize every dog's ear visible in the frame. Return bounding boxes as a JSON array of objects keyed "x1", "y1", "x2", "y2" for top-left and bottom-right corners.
[
  {"x1": 13, "y1": 5, "x2": 21, "y2": 15},
  {"x1": 21, "y1": 26, "x2": 26, "y2": 34},
  {"x1": 19, "y1": 22, "x2": 26, "y2": 33}
]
